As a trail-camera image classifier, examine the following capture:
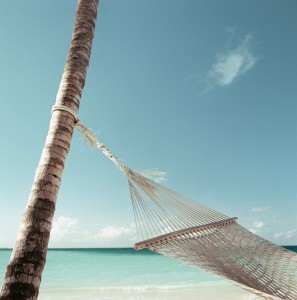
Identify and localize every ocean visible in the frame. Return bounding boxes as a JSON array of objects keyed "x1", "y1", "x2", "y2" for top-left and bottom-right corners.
[{"x1": 0, "y1": 247, "x2": 296, "y2": 299}]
